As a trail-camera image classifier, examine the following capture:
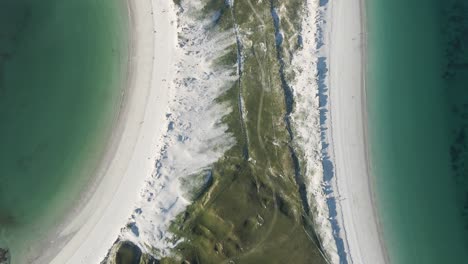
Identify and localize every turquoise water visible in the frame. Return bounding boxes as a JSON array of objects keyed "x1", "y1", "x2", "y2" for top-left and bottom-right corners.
[
  {"x1": 369, "y1": 0, "x2": 468, "y2": 263},
  {"x1": 0, "y1": 0, "x2": 127, "y2": 262}
]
